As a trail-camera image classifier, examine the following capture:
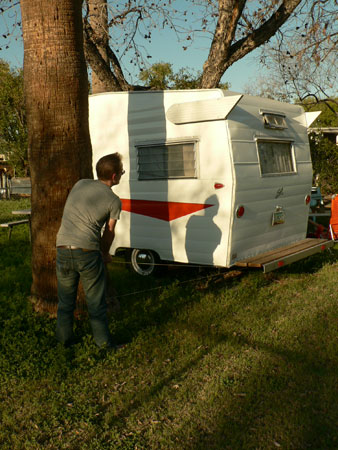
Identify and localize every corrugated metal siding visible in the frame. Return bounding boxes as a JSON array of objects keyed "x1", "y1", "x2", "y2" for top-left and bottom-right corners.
[
  {"x1": 227, "y1": 96, "x2": 312, "y2": 264},
  {"x1": 89, "y1": 90, "x2": 313, "y2": 269}
]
